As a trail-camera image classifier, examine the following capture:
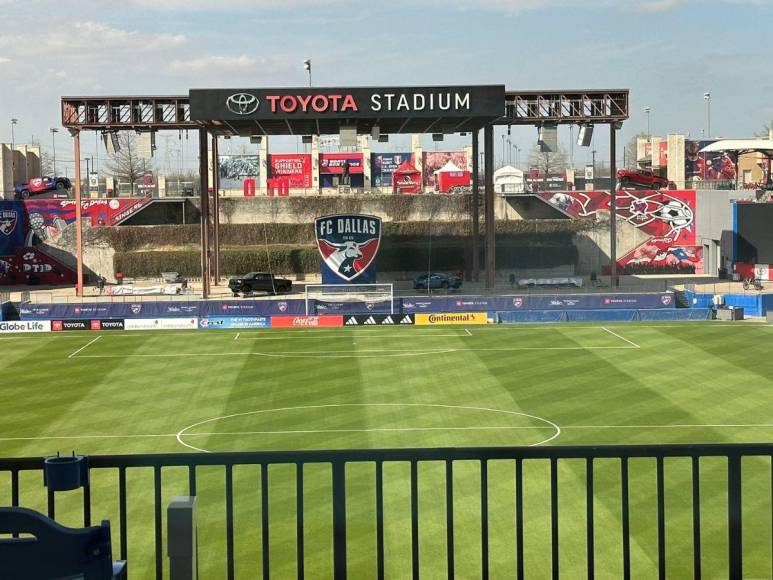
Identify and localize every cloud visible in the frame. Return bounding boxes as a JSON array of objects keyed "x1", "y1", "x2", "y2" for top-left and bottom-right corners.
[
  {"x1": 631, "y1": 0, "x2": 683, "y2": 10},
  {"x1": 129, "y1": 0, "x2": 336, "y2": 8},
  {"x1": 168, "y1": 55, "x2": 257, "y2": 73},
  {"x1": 0, "y1": 21, "x2": 186, "y2": 56},
  {"x1": 0, "y1": 57, "x2": 10, "y2": 64}
]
